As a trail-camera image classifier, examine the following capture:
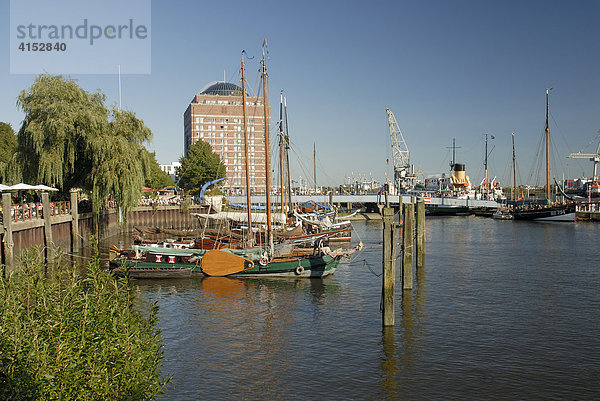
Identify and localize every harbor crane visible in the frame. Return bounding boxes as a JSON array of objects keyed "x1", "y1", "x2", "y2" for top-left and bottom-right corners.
[
  {"x1": 386, "y1": 108, "x2": 415, "y2": 191},
  {"x1": 567, "y1": 132, "x2": 600, "y2": 185}
]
